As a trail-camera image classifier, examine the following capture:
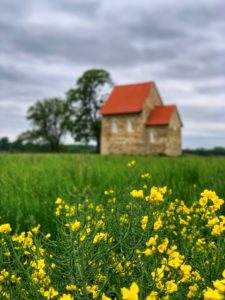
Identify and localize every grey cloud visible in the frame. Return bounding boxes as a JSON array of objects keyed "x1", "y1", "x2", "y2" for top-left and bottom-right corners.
[
  {"x1": 1, "y1": 0, "x2": 224, "y2": 71},
  {"x1": 177, "y1": 2, "x2": 224, "y2": 27},
  {"x1": 180, "y1": 105, "x2": 225, "y2": 124},
  {"x1": 0, "y1": 108, "x2": 27, "y2": 139},
  {"x1": 0, "y1": 0, "x2": 28, "y2": 18},
  {"x1": 1, "y1": 17, "x2": 137, "y2": 67},
  {"x1": 195, "y1": 83, "x2": 225, "y2": 96},
  {"x1": 50, "y1": 0, "x2": 101, "y2": 17},
  {"x1": 0, "y1": 65, "x2": 27, "y2": 82}
]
